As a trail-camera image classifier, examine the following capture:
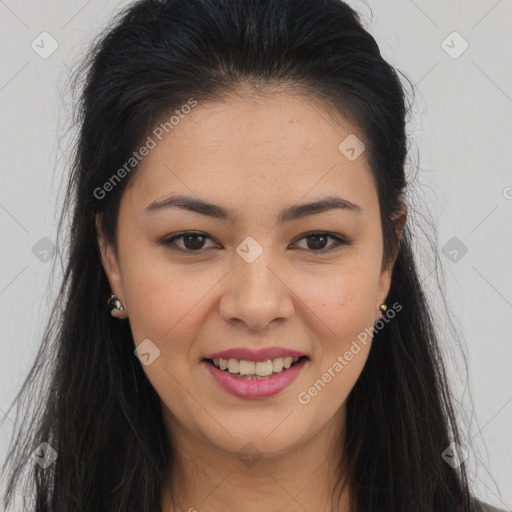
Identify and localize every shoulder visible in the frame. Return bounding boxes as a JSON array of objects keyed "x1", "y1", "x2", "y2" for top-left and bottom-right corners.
[{"x1": 473, "y1": 500, "x2": 510, "y2": 512}]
